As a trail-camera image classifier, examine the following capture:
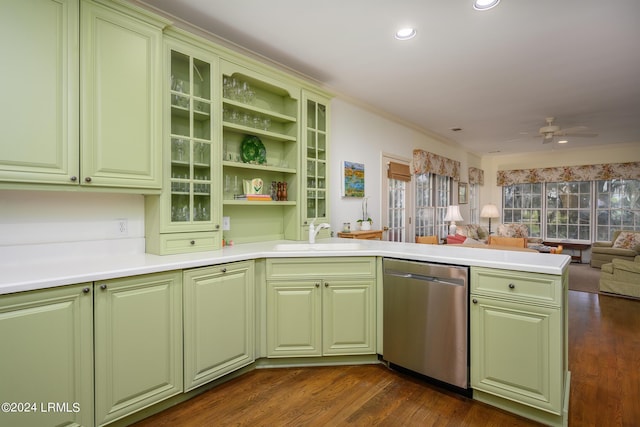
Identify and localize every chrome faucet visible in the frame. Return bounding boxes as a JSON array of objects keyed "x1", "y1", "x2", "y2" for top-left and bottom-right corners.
[{"x1": 308, "y1": 220, "x2": 331, "y2": 244}]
